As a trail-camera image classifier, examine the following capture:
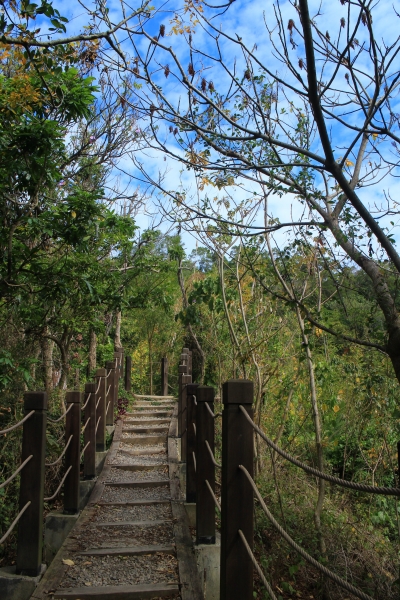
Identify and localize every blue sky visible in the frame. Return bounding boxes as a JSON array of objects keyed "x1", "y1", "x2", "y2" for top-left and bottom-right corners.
[{"x1": 44, "y1": 0, "x2": 400, "y2": 258}]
